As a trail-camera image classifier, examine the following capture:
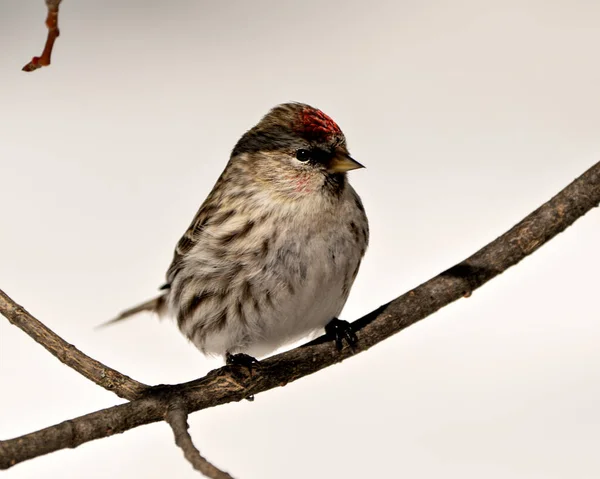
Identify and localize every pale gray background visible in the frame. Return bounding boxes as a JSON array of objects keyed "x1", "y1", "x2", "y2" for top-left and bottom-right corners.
[{"x1": 1, "y1": 1, "x2": 599, "y2": 478}]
